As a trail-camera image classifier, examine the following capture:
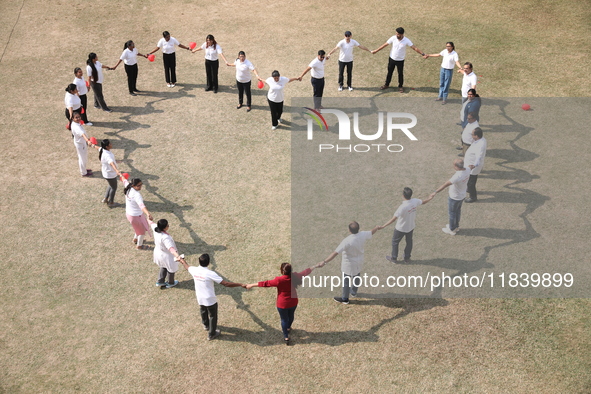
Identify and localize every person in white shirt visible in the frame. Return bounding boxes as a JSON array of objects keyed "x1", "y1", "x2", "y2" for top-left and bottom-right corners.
[
  {"x1": 299, "y1": 50, "x2": 329, "y2": 110},
  {"x1": 148, "y1": 31, "x2": 191, "y2": 88},
  {"x1": 432, "y1": 158, "x2": 471, "y2": 235},
  {"x1": 327, "y1": 31, "x2": 370, "y2": 91},
  {"x1": 379, "y1": 187, "x2": 434, "y2": 264},
  {"x1": 423, "y1": 42, "x2": 462, "y2": 104},
  {"x1": 226, "y1": 51, "x2": 260, "y2": 111},
  {"x1": 70, "y1": 113, "x2": 93, "y2": 177},
  {"x1": 258, "y1": 70, "x2": 300, "y2": 130},
  {"x1": 178, "y1": 253, "x2": 245, "y2": 340},
  {"x1": 372, "y1": 27, "x2": 425, "y2": 93},
  {"x1": 192, "y1": 34, "x2": 228, "y2": 93},
  {"x1": 459, "y1": 112, "x2": 479, "y2": 156},
  {"x1": 112, "y1": 40, "x2": 148, "y2": 95},
  {"x1": 92, "y1": 139, "x2": 123, "y2": 207},
  {"x1": 150, "y1": 218, "x2": 185, "y2": 289},
  {"x1": 64, "y1": 84, "x2": 82, "y2": 129},
  {"x1": 122, "y1": 177, "x2": 153, "y2": 249},
  {"x1": 86, "y1": 53, "x2": 113, "y2": 112},
  {"x1": 464, "y1": 128, "x2": 487, "y2": 203},
  {"x1": 459, "y1": 62, "x2": 477, "y2": 102},
  {"x1": 73, "y1": 67, "x2": 91, "y2": 125},
  {"x1": 319, "y1": 221, "x2": 381, "y2": 304}
]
